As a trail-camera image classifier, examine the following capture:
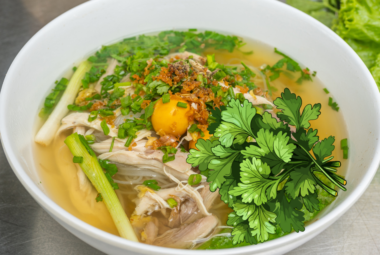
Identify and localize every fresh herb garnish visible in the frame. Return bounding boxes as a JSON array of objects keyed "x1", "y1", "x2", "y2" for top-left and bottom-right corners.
[
  {"x1": 100, "y1": 120, "x2": 110, "y2": 135},
  {"x1": 167, "y1": 198, "x2": 178, "y2": 208},
  {"x1": 159, "y1": 146, "x2": 178, "y2": 163},
  {"x1": 341, "y1": 138, "x2": 349, "y2": 159},
  {"x1": 328, "y1": 97, "x2": 340, "y2": 111},
  {"x1": 143, "y1": 179, "x2": 161, "y2": 191},
  {"x1": 263, "y1": 48, "x2": 314, "y2": 84},
  {"x1": 187, "y1": 88, "x2": 346, "y2": 245}
]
